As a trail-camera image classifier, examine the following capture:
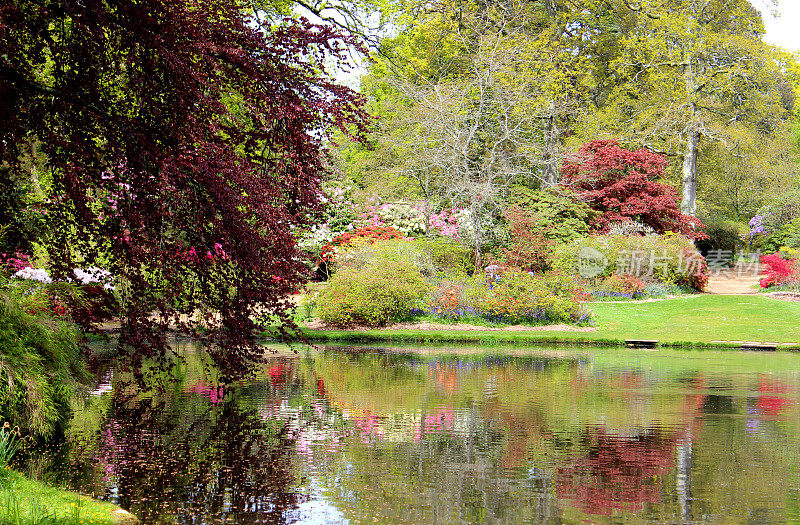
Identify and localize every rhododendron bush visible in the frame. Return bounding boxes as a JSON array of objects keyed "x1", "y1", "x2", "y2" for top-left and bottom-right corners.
[
  {"x1": 320, "y1": 226, "x2": 405, "y2": 268},
  {"x1": 0, "y1": 0, "x2": 371, "y2": 366}
]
